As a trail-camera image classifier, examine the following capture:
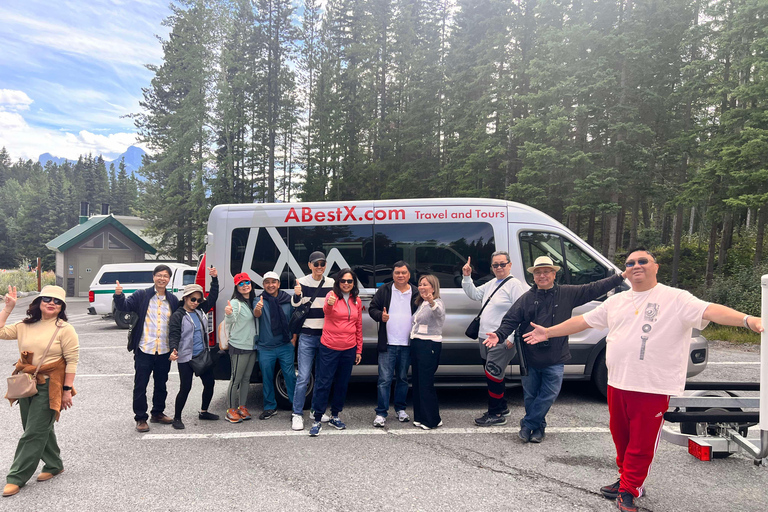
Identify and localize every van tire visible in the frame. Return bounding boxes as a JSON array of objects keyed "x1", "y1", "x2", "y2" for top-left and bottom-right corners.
[
  {"x1": 592, "y1": 350, "x2": 608, "y2": 399},
  {"x1": 275, "y1": 366, "x2": 313, "y2": 410},
  {"x1": 113, "y1": 307, "x2": 133, "y2": 329}
]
